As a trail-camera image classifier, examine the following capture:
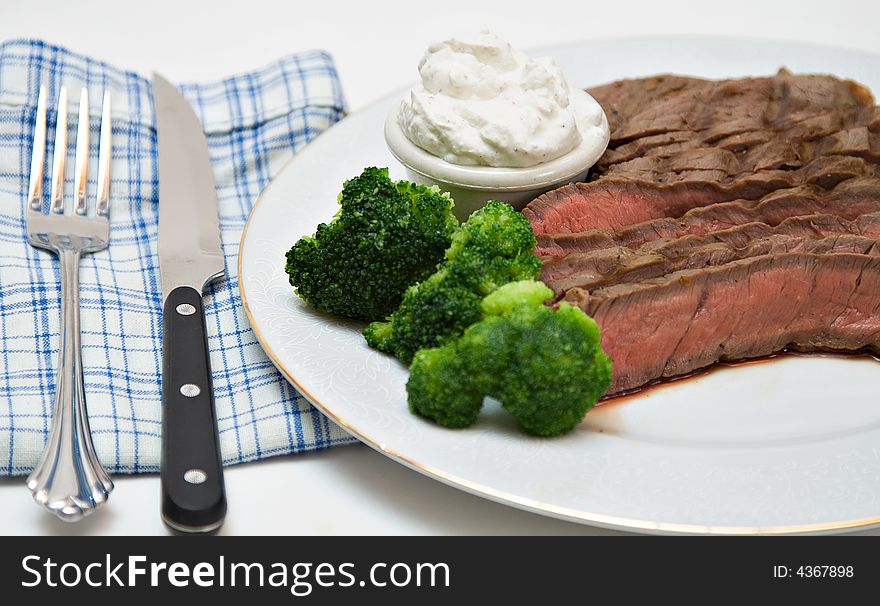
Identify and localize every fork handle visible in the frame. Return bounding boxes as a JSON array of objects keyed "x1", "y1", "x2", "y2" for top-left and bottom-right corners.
[
  {"x1": 160, "y1": 286, "x2": 226, "y2": 534},
  {"x1": 26, "y1": 248, "x2": 114, "y2": 521}
]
